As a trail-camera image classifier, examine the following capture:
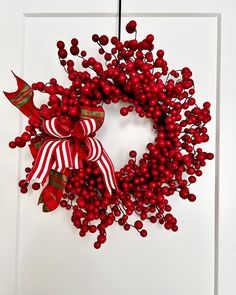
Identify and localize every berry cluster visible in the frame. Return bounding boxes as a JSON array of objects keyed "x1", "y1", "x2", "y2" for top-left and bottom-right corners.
[{"x1": 9, "y1": 20, "x2": 213, "y2": 249}]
